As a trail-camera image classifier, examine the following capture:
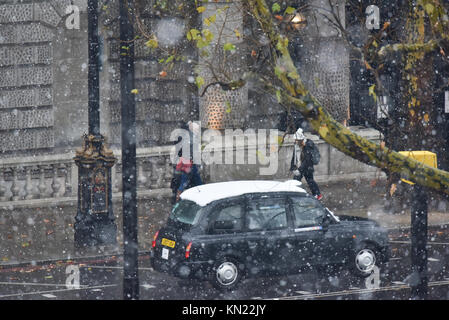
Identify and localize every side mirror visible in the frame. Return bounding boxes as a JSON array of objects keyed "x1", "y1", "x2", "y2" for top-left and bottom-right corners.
[{"x1": 321, "y1": 213, "x2": 334, "y2": 229}]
